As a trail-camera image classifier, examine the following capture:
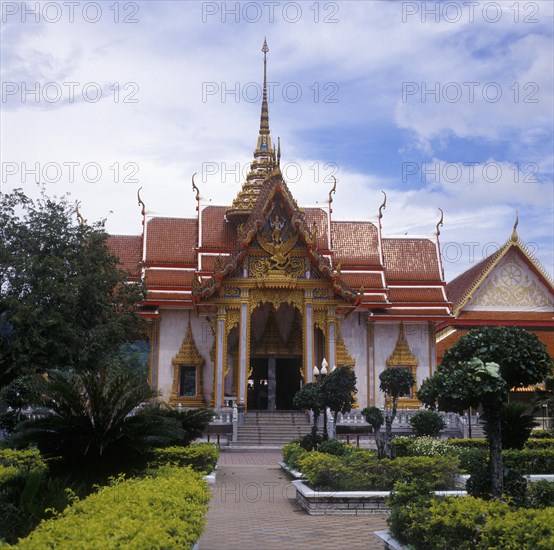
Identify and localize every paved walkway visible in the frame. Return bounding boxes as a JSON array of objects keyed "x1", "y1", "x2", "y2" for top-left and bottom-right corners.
[{"x1": 198, "y1": 451, "x2": 387, "y2": 550}]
